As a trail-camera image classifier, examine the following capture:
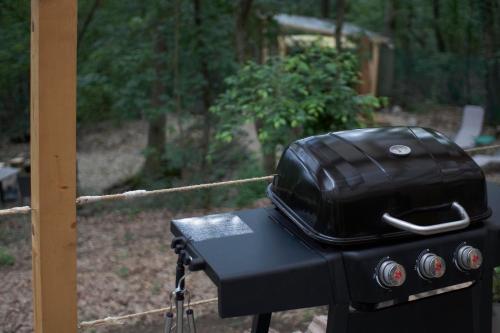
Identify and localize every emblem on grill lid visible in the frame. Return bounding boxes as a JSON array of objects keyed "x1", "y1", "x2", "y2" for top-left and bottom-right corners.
[{"x1": 389, "y1": 144, "x2": 412, "y2": 156}]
